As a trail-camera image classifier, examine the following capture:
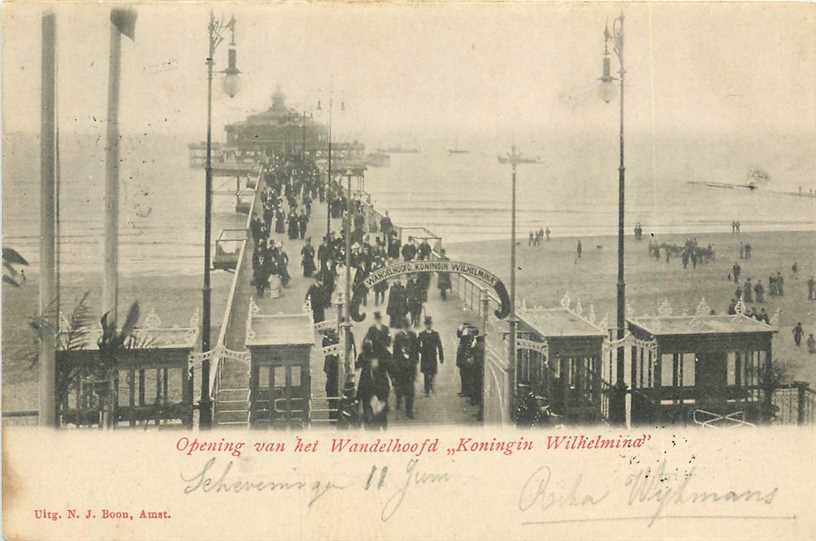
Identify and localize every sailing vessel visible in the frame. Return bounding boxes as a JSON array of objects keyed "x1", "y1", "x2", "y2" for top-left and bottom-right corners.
[{"x1": 497, "y1": 155, "x2": 541, "y2": 164}]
